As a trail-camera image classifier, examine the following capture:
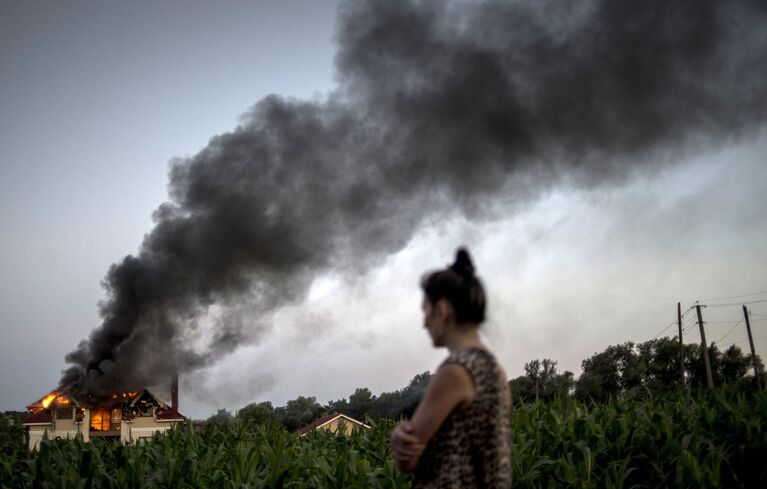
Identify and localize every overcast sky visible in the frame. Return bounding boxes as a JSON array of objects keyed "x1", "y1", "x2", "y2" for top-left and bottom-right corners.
[{"x1": 1, "y1": 0, "x2": 766, "y2": 419}]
